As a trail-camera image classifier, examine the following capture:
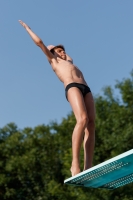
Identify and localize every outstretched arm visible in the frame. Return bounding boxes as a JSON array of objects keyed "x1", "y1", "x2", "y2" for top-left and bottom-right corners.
[{"x1": 19, "y1": 20, "x2": 55, "y2": 63}]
